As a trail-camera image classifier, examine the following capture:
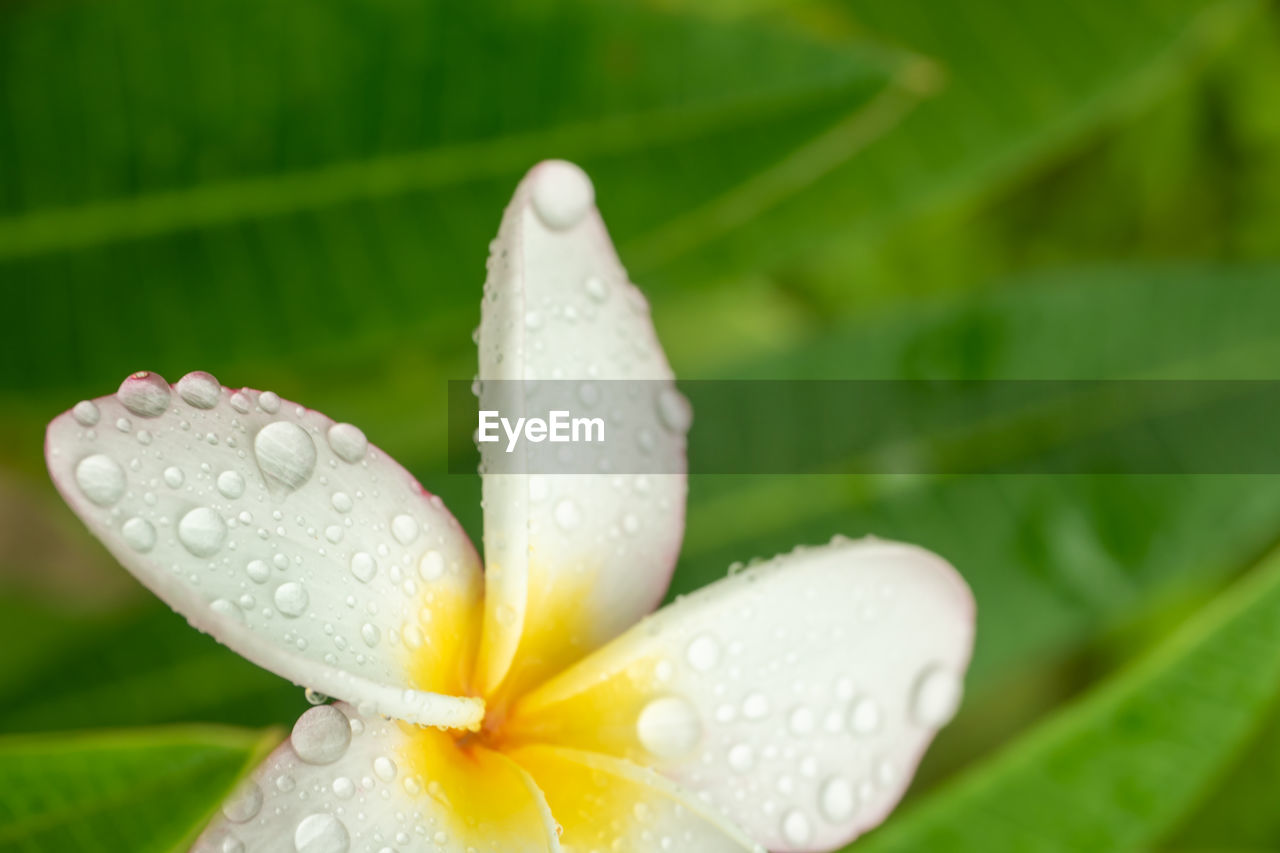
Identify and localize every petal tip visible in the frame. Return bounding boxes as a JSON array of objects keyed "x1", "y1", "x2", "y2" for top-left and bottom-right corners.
[{"x1": 526, "y1": 159, "x2": 596, "y2": 230}]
